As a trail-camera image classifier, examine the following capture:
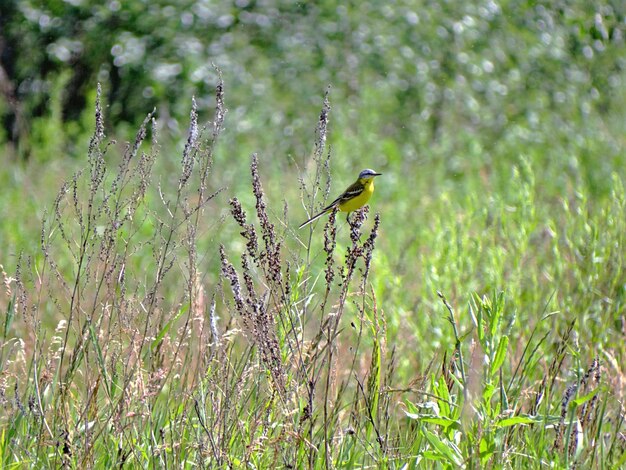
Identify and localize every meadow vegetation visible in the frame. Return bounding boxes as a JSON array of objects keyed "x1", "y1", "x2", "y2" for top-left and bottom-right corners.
[{"x1": 0, "y1": 1, "x2": 625, "y2": 468}]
